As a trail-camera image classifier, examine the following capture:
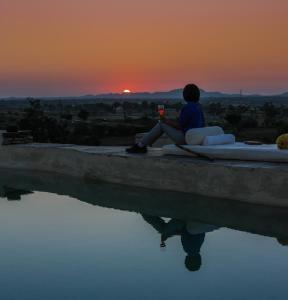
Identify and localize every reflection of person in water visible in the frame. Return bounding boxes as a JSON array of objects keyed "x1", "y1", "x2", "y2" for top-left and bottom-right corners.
[
  {"x1": 142, "y1": 214, "x2": 218, "y2": 272},
  {"x1": 276, "y1": 237, "x2": 288, "y2": 246}
]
